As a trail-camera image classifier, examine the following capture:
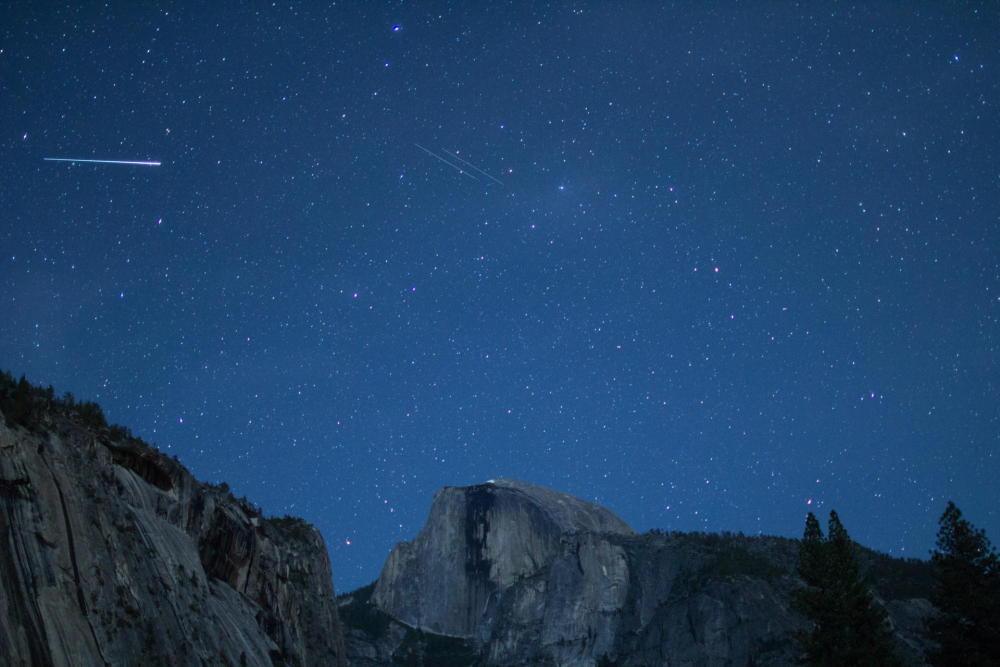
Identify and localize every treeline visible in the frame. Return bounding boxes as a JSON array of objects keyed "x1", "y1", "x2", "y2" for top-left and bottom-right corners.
[
  {"x1": 793, "y1": 503, "x2": 999, "y2": 667},
  {"x1": 0, "y1": 368, "x2": 149, "y2": 447},
  {"x1": 2, "y1": 368, "x2": 297, "y2": 541}
]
